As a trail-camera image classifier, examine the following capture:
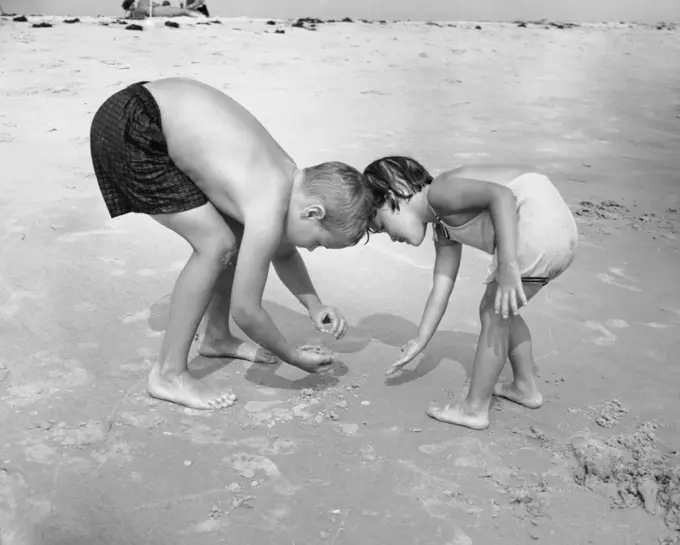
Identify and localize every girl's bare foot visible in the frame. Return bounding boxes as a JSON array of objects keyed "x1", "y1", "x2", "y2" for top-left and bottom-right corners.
[
  {"x1": 199, "y1": 335, "x2": 278, "y2": 364},
  {"x1": 493, "y1": 382, "x2": 543, "y2": 409},
  {"x1": 426, "y1": 401, "x2": 490, "y2": 430},
  {"x1": 147, "y1": 363, "x2": 236, "y2": 410}
]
